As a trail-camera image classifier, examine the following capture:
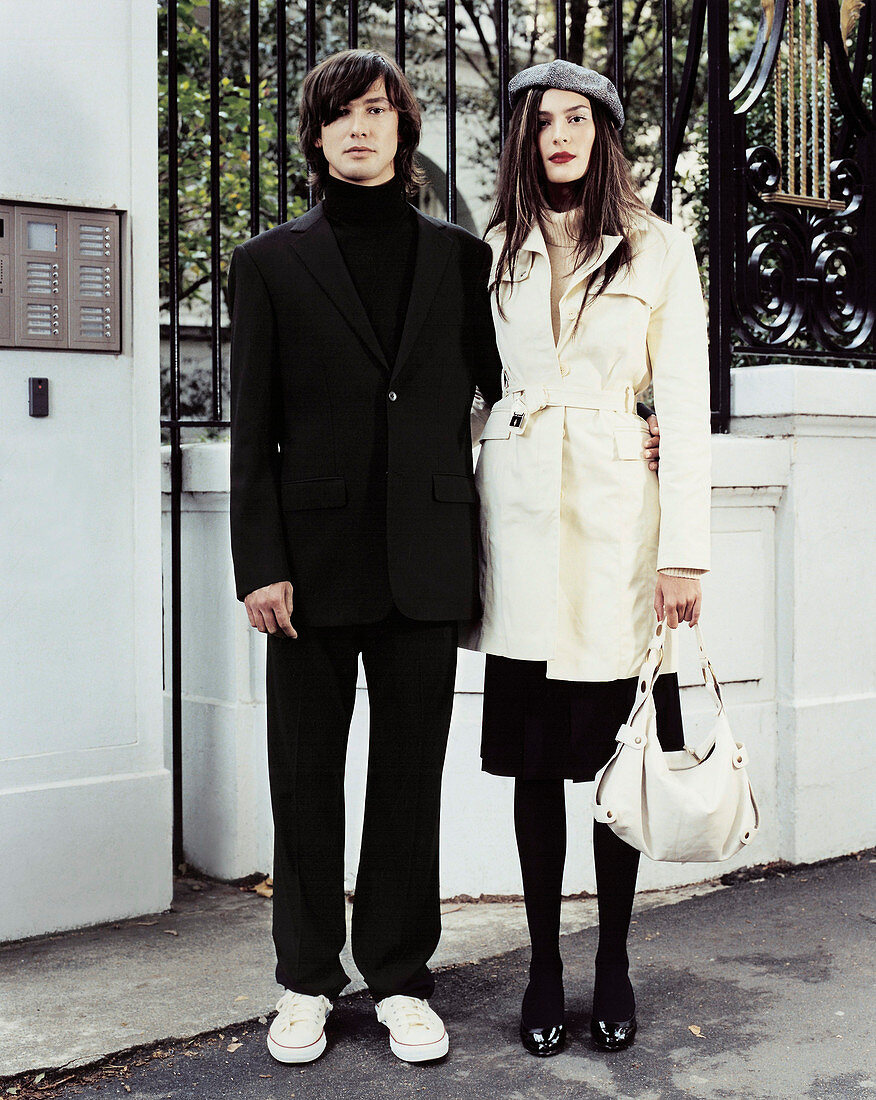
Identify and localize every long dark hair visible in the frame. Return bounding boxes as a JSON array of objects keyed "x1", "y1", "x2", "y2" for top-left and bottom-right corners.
[
  {"x1": 486, "y1": 87, "x2": 650, "y2": 320},
  {"x1": 298, "y1": 50, "x2": 427, "y2": 199}
]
